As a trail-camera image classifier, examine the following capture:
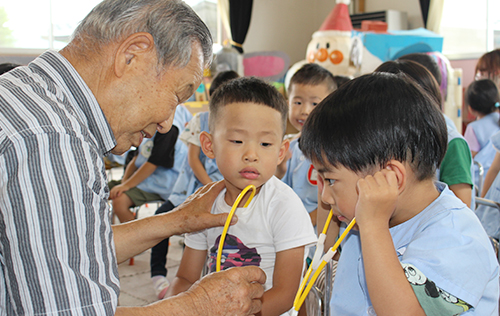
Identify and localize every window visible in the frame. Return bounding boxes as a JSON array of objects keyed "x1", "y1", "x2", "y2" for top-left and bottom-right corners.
[
  {"x1": 440, "y1": 0, "x2": 500, "y2": 57},
  {"x1": 0, "y1": 0, "x2": 218, "y2": 53}
]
